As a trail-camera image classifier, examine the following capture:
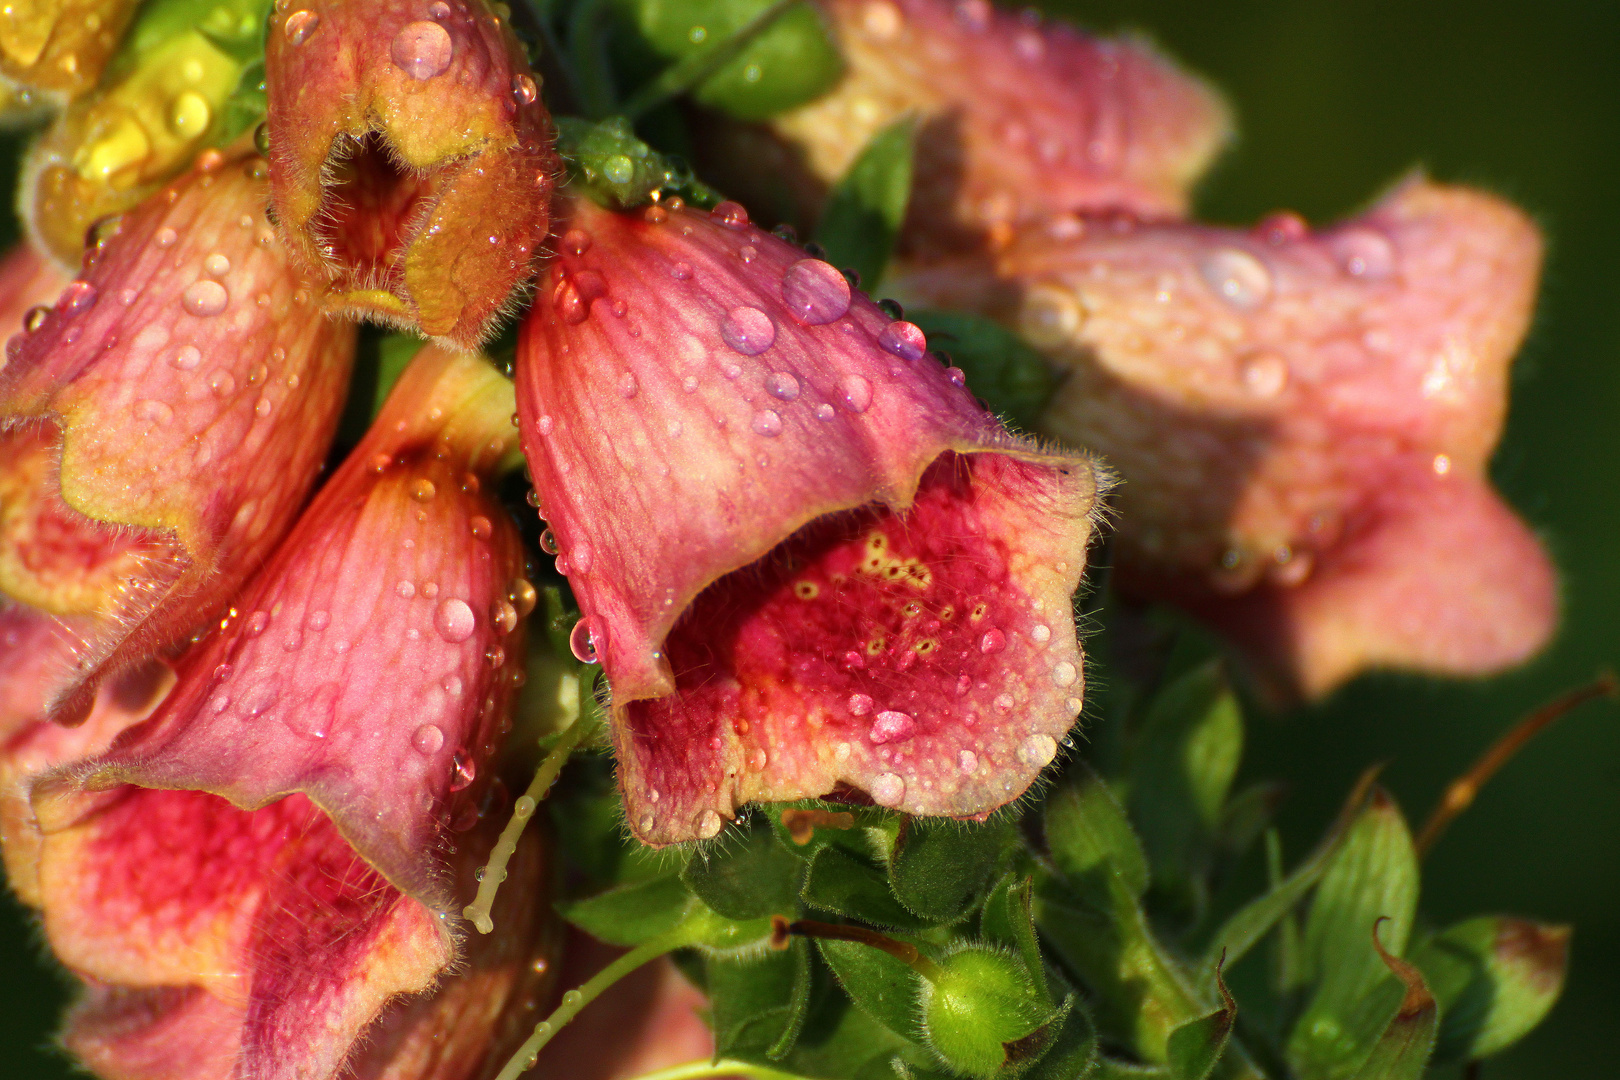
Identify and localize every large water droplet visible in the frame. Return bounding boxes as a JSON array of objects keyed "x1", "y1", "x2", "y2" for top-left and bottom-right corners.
[
  {"x1": 877, "y1": 320, "x2": 926, "y2": 361},
  {"x1": 711, "y1": 201, "x2": 749, "y2": 228},
  {"x1": 751, "y1": 409, "x2": 783, "y2": 437},
  {"x1": 392, "y1": 20, "x2": 454, "y2": 79},
  {"x1": 1199, "y1": 248, "x2": 1272, "y2": 309},
  {"x1": 569, "y1": 618, "x2": 600, "y2": 663},
  {"x1": 539, "y1": 528, "x2": 559, "y2": 555},
  {"x1": 284, "y1": 9, "x2": 319, "y2": 44},
  {"x1": 434, "y1": 598, "x2": 476, "y2": 643},
  {"x1": 489, "y1": 599, "x2": 518, "y2": 634},
  {"x1": 869, "y1": 710, "x2": 916, "y2": 744},
  {"x1": 1019, "y1": 733, "x2": 1058, "y2": 767},
  {"x1": 508, "y1": 578, "x2": 537, "y2": 617},
  {"x1": 870, "y1": 773, "x2": 905, "y2": 807},
  {"x1": 1052, "y1": 660, "x2": 1078, "y2": 687},
  {"x1": 720, "y1": 306, "x2": 775, "y2": 355},
  {"x1": 512, "y1": 73, "x2": 538, "y2": 105},
  {"x1": 412, "y1": 724, "x2": 444, "y2": 756},
  {"x1": 848, "y1": 693, "x2": 874, "y2": 716},
  {"x1": 781, "y1": 259, "x2": 851, "y2": 325},
  {"x1": 182, "y1": 280, "x2": 228, "y2": 317},
  {"x1": 766, "y1": 372, "x2": 800, "y2": 400},
  {"x1": 449, "y1": 752, "x2": 476, "y2": 790},
  {"x1": 840, "y1": 374, "x2": 873, "y2": 413},
  {"x1": 979, "y1": 627, "x2": 1006, "y2": 654}
]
